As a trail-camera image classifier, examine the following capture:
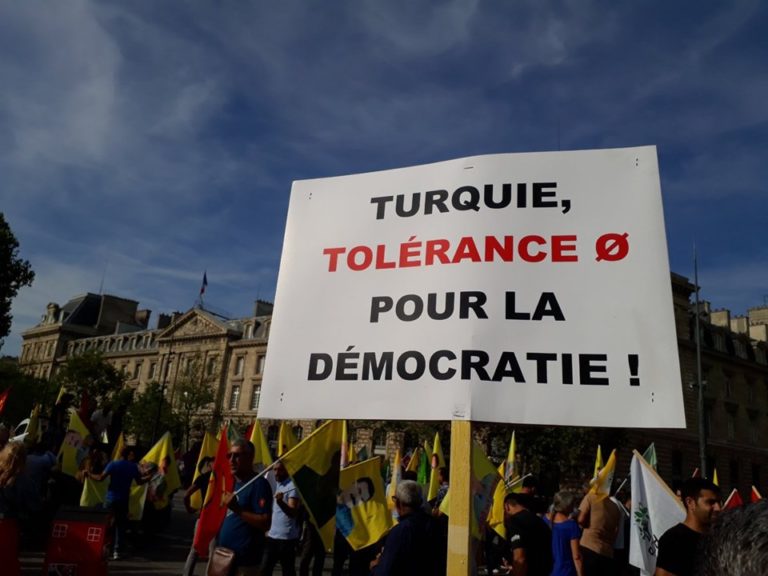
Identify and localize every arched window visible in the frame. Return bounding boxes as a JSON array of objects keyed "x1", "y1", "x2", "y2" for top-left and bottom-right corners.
[
  {"x1": 373, "y1": 429, "x2": 387, "y2": 455},
  {"x1": 293, "y1": 425, "x2": 304, "y2": 441}
]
